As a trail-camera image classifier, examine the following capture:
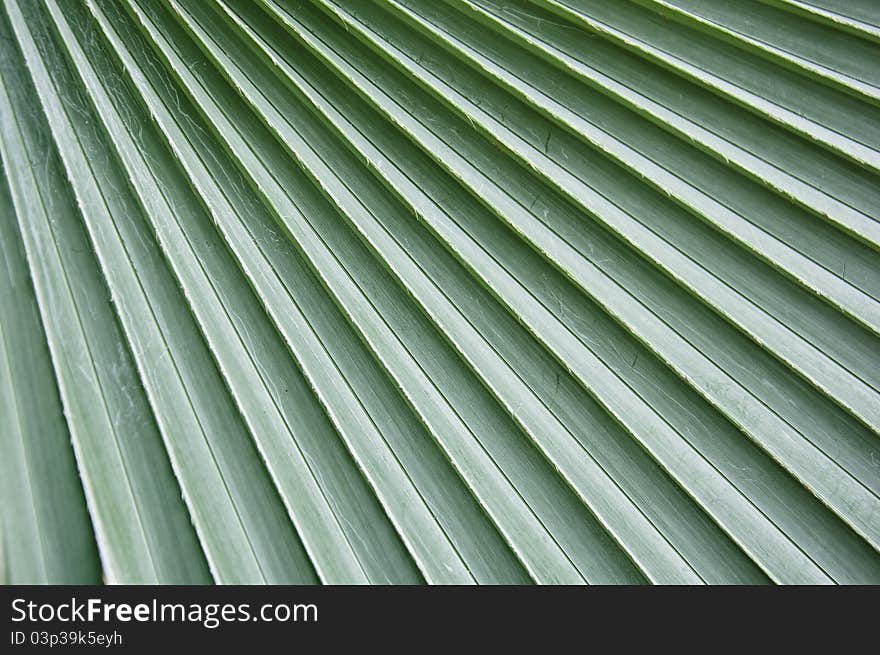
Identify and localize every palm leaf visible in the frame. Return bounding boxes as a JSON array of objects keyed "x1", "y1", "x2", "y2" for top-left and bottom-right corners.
[{"x1": 1, "y1": 0, "x2": 878, "y2": 584}]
